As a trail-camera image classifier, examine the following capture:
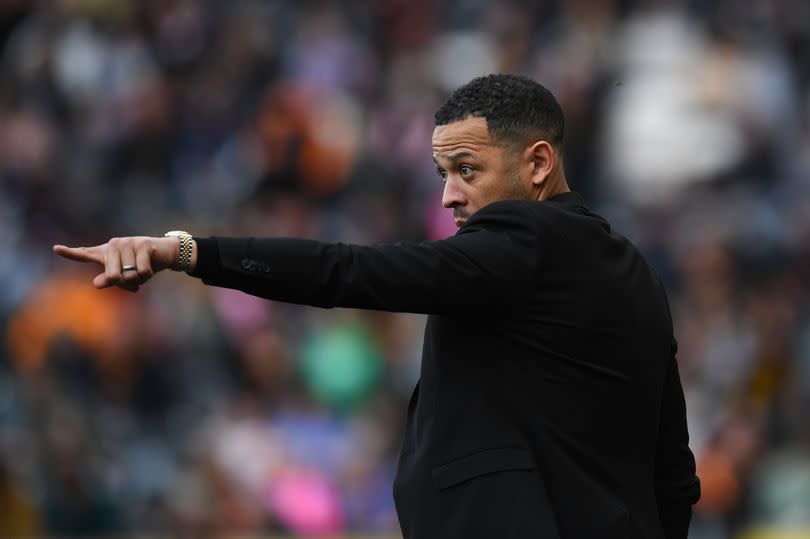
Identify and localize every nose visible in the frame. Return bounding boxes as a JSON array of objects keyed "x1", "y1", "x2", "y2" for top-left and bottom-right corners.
[{"x1": 441, "y1": 177, "x2": 466, "y2": 209}]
